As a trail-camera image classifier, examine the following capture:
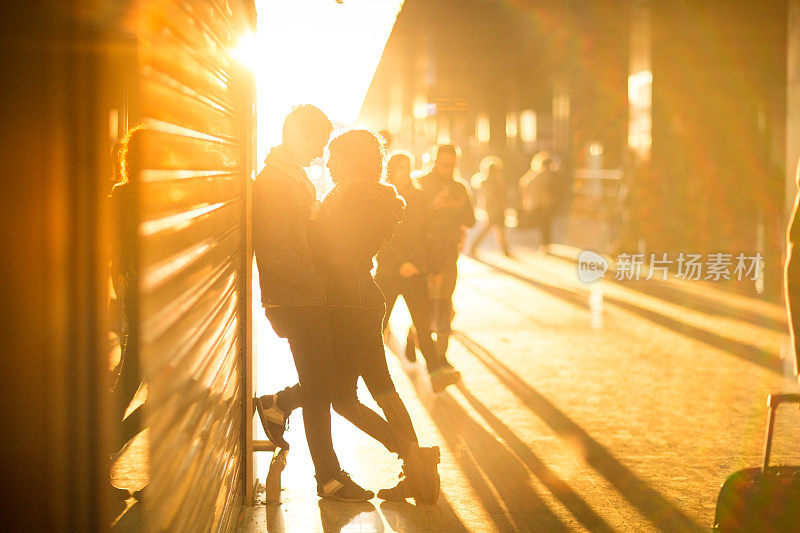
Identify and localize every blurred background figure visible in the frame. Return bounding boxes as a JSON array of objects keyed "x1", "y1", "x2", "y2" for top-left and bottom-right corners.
[
  {"x1": 519, "y1": 154, "x2": 560, "y2": 253},
  {"x1": 412, "y1": 144, "x2": 474, "y2": 388},
  {"x1": 107, "y1": 125, "x2": 148, "y2": 524},
  {"x1": 468, "y1": 156, "x2": 511, "y2": 257},
  {"x1": 608, "y1": 148, "x2": 644, "y2": 255}
]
